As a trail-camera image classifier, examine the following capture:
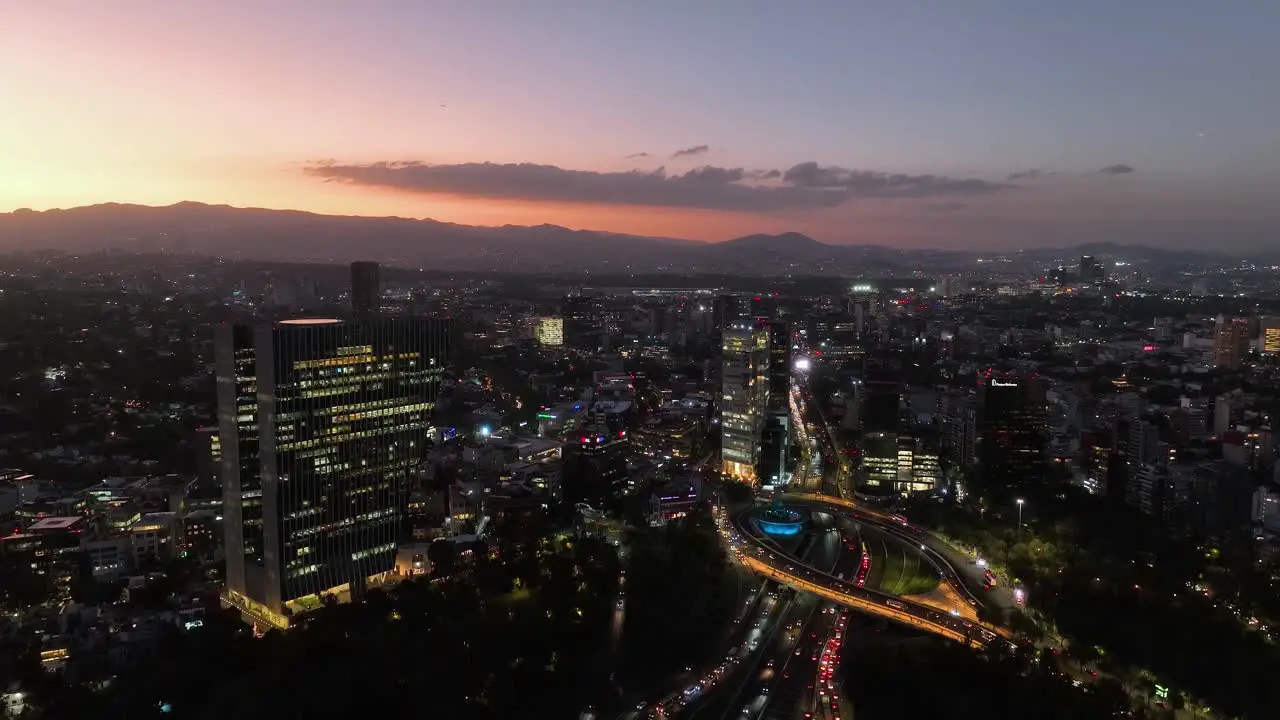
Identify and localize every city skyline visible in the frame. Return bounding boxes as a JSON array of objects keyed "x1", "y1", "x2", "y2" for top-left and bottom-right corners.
[{"x1": 4, "y1": 3, "x2": 1278, "y2": 249}]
